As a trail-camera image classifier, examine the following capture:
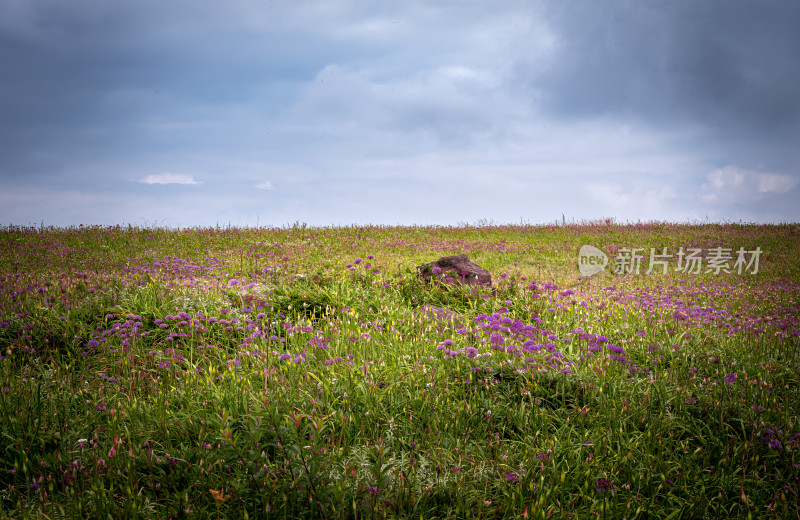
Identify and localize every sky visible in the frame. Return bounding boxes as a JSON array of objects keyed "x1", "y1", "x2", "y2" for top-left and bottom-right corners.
[{"x1": 2, "y1": 0, "x2": 799, "y2": 228}]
